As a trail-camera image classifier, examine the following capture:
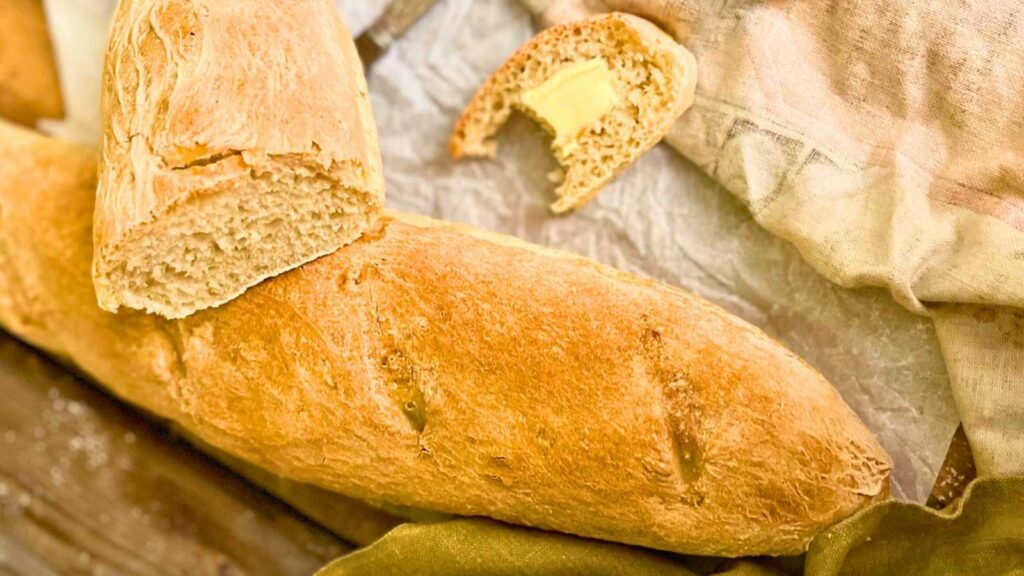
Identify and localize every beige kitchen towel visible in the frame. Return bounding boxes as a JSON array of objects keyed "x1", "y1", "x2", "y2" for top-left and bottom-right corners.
[
  {"x1": 520, "y1": 0, "x2": 1024, "y2": 475},
  {"x1": 932, "y1": 306, "x2": 1024, "y2": 476}
]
